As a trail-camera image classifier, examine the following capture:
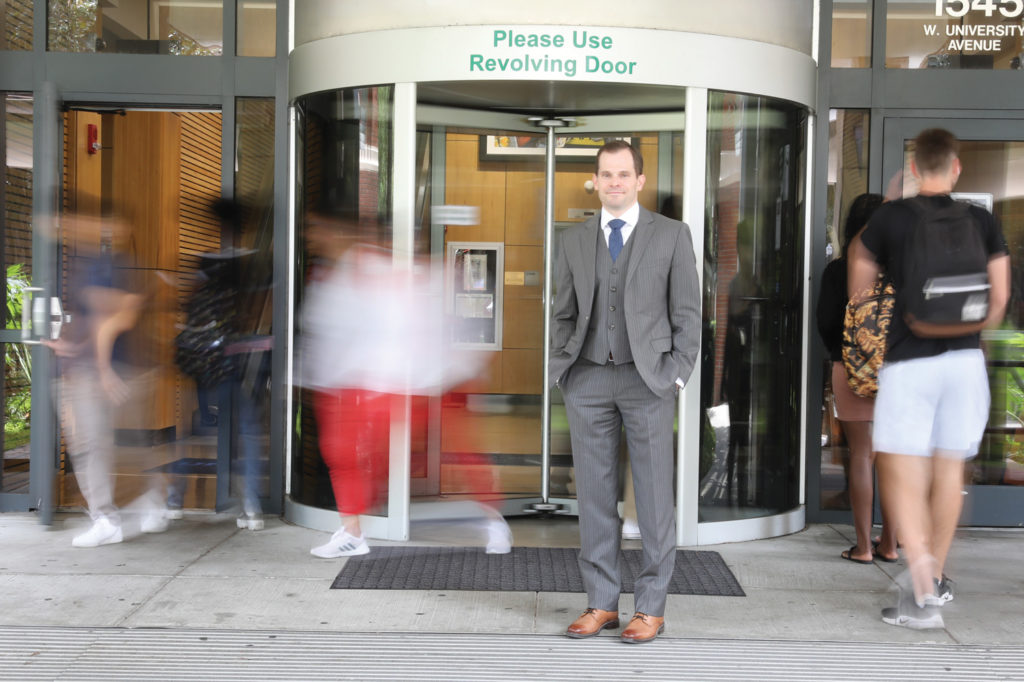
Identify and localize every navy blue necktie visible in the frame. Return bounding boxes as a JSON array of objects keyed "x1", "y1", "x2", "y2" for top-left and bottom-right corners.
[{"x1": 607, "y1": 218, "x2": 625, "y2": 263}]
